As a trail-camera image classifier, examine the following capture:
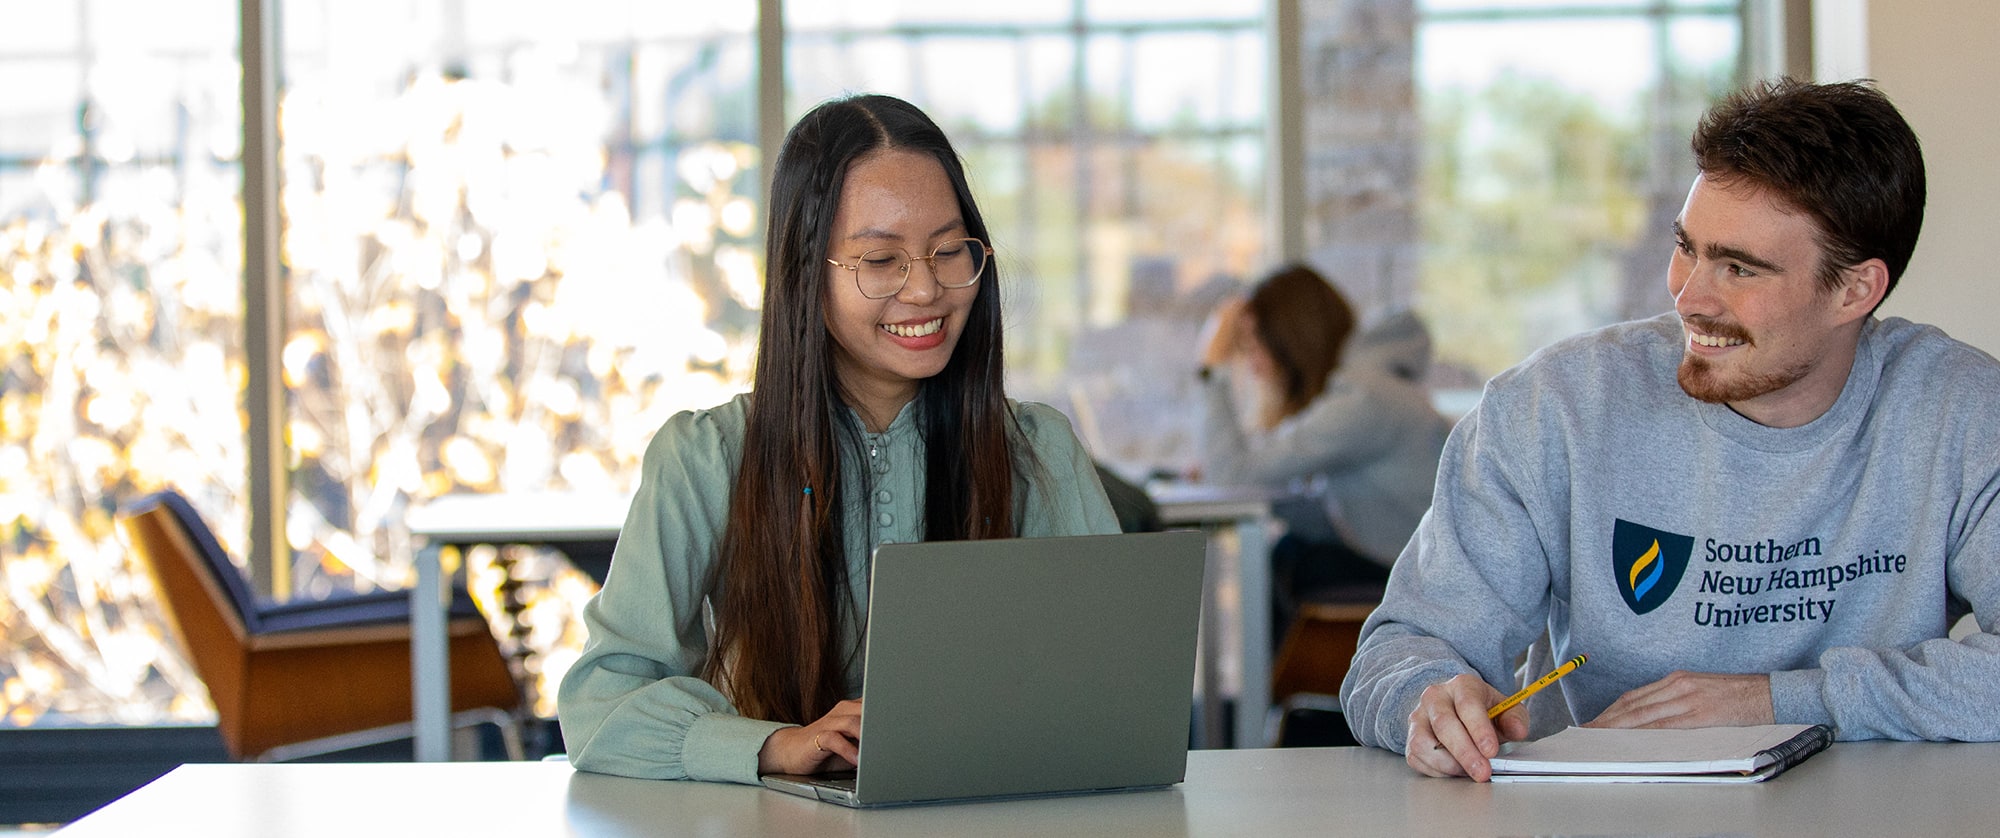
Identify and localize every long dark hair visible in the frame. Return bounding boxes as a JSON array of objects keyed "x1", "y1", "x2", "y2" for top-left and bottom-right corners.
[{"x1": 702, "y1": 94, "x2": 1021, "y2": 725}]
